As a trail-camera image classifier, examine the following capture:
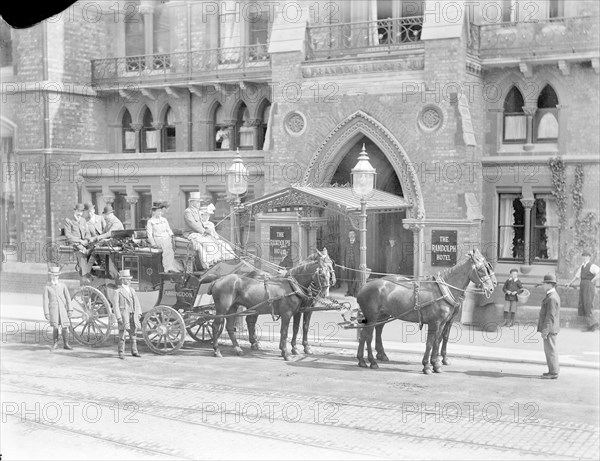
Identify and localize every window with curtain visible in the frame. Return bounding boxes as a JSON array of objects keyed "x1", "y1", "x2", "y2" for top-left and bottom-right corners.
[
  {"x1": 548, "y1": 0, "x2": 564, "y2": 19},
  {"x1": 532, "y1": 195, "x2": 559, "y2": 261},
  {"x1": 136, "y1": 192, "x2": 153, "y2": 229},
  {"x1": 122, "y1": 110, "x2": 136, "y2": 152},
  {"x1": 214, "y1": 105, "x2": 229, "y2": 150},
  {"x1": 237, "y1": 104, "x2": 254, "y2": 150},
  {"x1": 141, "y1": 109, "x2": 157, "y2": 153},
  {"x1": 125, "y1": 3, "x2": 144, "y2": 71},
  {"x1": 503, "y1": 86, "x2": 527, "y2": 143},
  {"x1": 219, "y1": 1, "x2": 241, "y2": 64},
  {"x1": 163, "y1": 107, "x2": 176, "y2": 152},
  {"x1": 248, "y1": 7, "x2": 270, "y2": 61},
  {"x1": 535, "y1": 85, "x2": 559, "y2": 142},
  {"x1": 498, "y1": 194, "x2": 525, "y2": 261}
]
